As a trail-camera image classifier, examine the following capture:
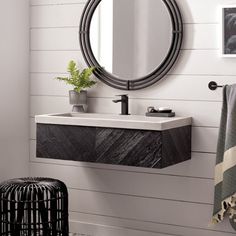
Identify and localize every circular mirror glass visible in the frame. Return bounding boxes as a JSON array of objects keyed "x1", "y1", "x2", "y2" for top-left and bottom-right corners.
[{"x1": 89, "y1": 0, "x2": 173, "y2": 80}]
